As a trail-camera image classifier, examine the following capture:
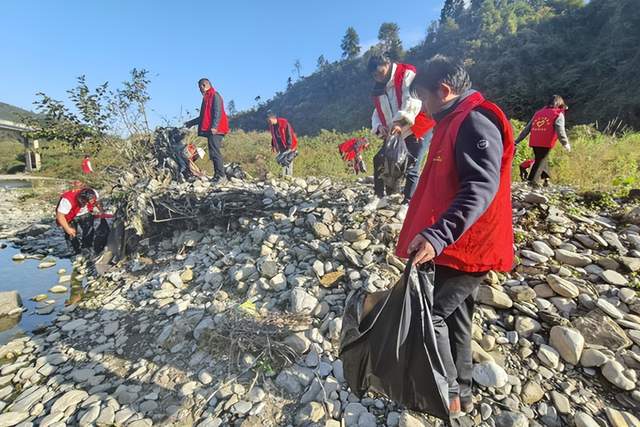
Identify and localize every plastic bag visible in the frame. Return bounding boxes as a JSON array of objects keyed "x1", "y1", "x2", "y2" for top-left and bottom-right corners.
[
  {"x1": 93, "y1": 218, "x2": 111, "y2": 254},
  {"x1": 276, "y1": 149, "x2": 298, "y2": 167},
  {"x1": 339, "y1": 259, "x2": 449, "y2": 419},
  {"x1": 380, "y1": 134, "x2": 409, "y2": 189}
]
